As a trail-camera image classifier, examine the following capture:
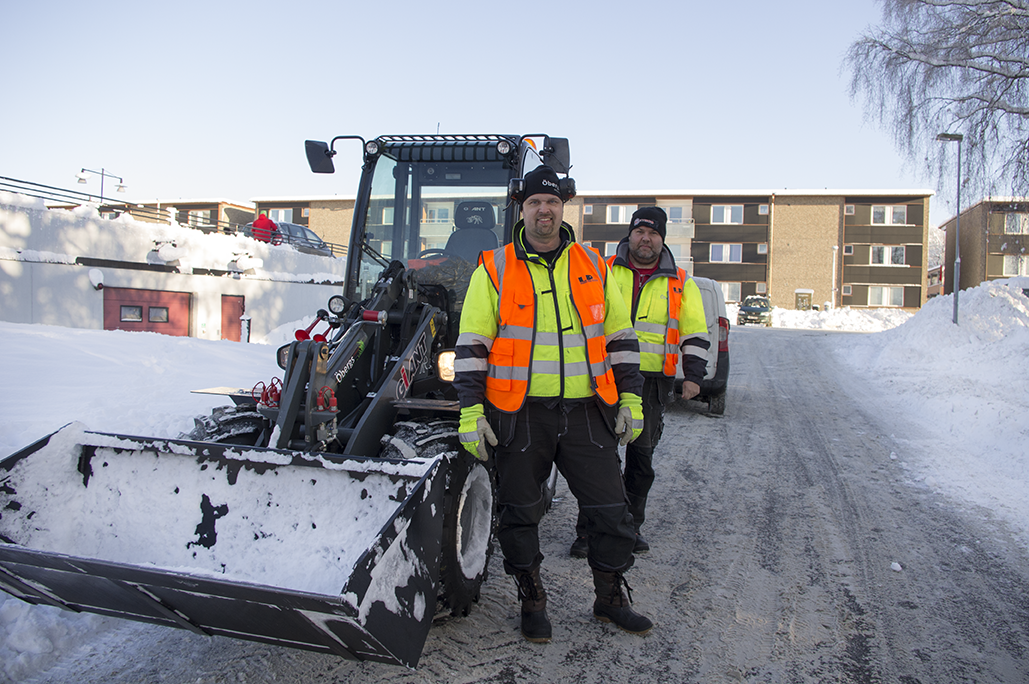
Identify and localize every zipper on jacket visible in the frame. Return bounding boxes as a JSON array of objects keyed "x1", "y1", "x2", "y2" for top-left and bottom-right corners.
[{"x1": 543, "y1": 259, "x2": 565, "y2": 399}]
